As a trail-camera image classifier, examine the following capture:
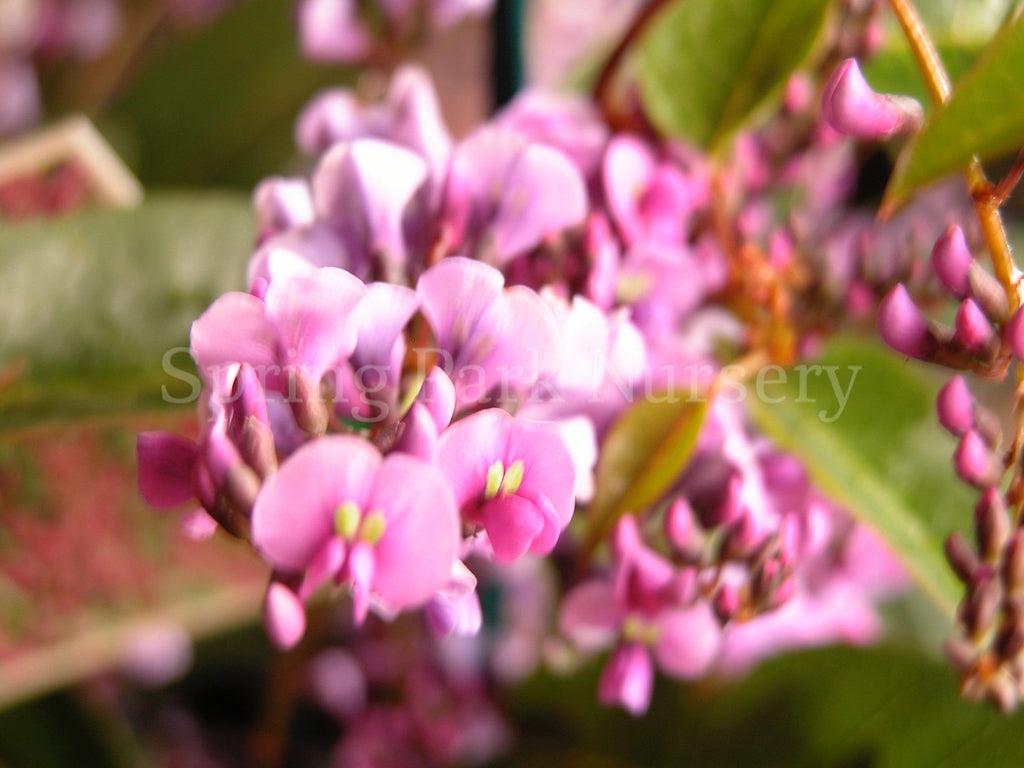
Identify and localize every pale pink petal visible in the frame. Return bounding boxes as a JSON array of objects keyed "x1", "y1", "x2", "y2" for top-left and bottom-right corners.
[
  {"x1": 558, "y1": 580, "x2": 620, "y2": 651},
  {"x1": 264, "y1": 582, "x2": 307, "y2": 650},
  {"x1": 598, "y1": 642, "x2": 654, "y2": 716},
  {"x1": 367, "y1": 453, "x2": 460, "y2": 608},
  {"x1": 653, "y1": 603, "x2": 721, "y2": 679}
]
